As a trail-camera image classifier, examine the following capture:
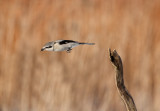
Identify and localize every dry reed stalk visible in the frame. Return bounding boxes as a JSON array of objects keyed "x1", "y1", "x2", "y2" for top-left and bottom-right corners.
[{"x1": 109, "y1": 49, "x2": 137, "y2": 111}]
